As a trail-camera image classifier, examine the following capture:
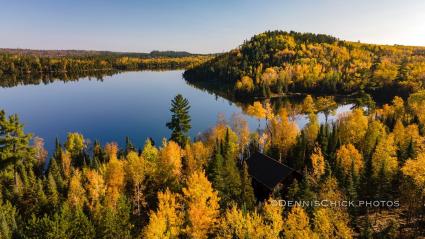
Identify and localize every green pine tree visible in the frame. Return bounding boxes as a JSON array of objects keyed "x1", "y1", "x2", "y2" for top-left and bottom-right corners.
[
  {"x1": 221, "y1": 132, "x2": 242, "y2": 206},
  {"x1": 46, "y1": 173, "x2": 60, "y2": 209},
  {"x1": 96, "y1": 197, "x2": 133, "y2": 239},
  {"x1": 0, "y1": 201, "x2": 17, "y2": 239},
  {"x1": 22, "y1": 203, "x2": 95, "y2": 239},
  {"x1": 0, "y1": 110, "x2": 33, "y2": 171},
  {"x1": 240, "y1": 161, "x2": 256, "y2": 210},
  {"x1": 287, "y1": 179, "x2": 300, "y2": 200},
  {"x1": 208, "y1": 148, "x2": 225, "y2": 194},
  {"x1": 125, "y1": 136, "x2": 135, "y2": 155},
  {"x1": 166, "y1": 94, "x2": 192, "y2": 147}
]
